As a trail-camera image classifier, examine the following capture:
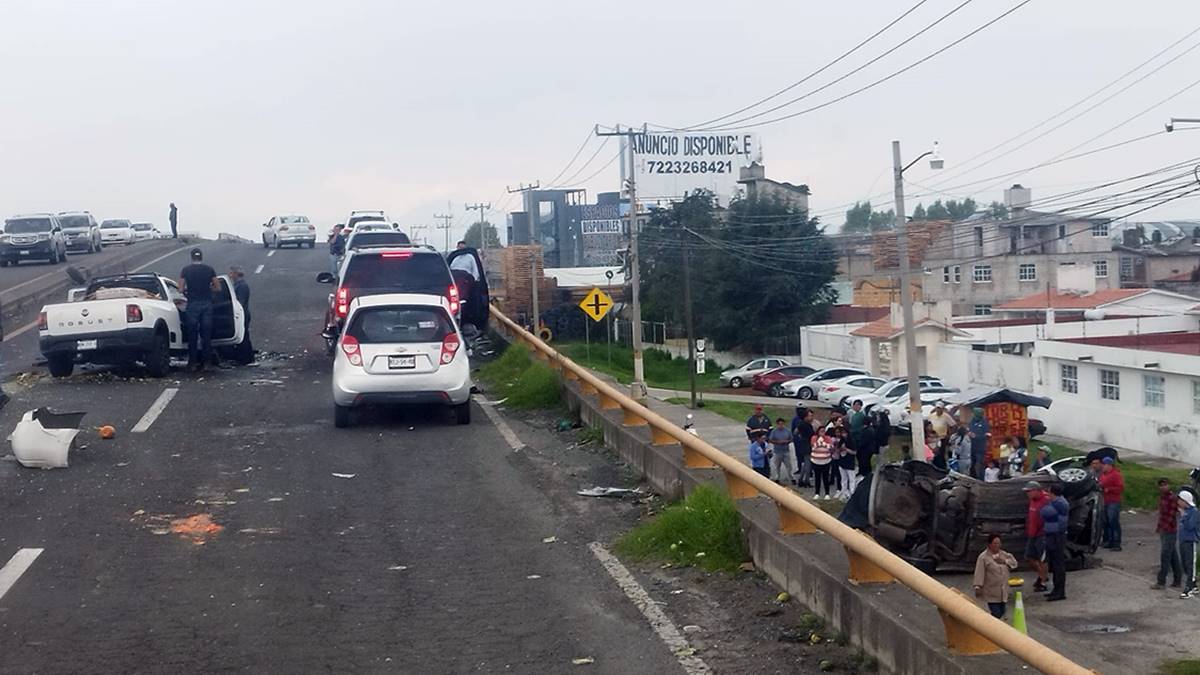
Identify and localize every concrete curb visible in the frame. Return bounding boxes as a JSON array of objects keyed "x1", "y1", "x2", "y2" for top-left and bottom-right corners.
[{"x1": 561, "y1": 377, "x2": 1026, "y2": 675}]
